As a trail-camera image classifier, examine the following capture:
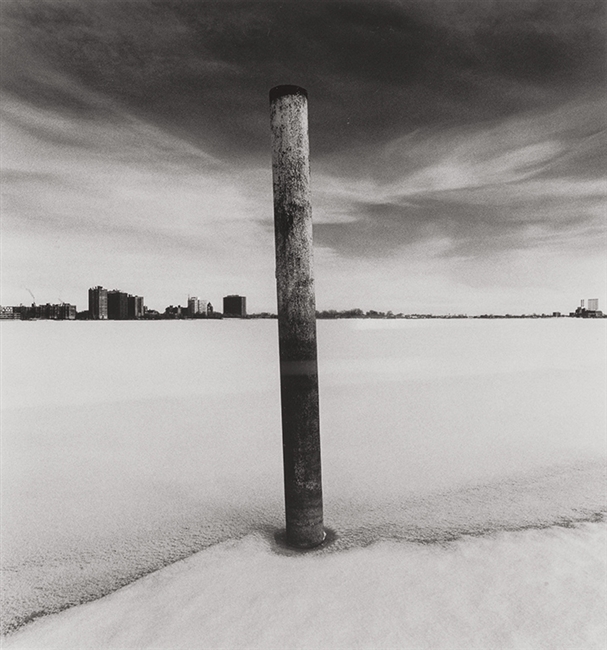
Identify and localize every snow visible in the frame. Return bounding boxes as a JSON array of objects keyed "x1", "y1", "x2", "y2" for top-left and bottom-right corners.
[
  {"x1": 4, "y1": 524, "x2": 606, "y2": 650},
  {"x1": 2, "y1": 319, "x2": 606, "y2": 648}
]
